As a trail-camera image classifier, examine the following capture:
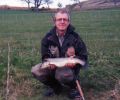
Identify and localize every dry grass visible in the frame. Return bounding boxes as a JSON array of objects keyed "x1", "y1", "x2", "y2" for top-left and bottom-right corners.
[
  {"x1": 85, "y1": 80, "x2": 120, "y2": 100},
  {"x1": 3, "y1": 68, "x2": 35, "y2": 100}
]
